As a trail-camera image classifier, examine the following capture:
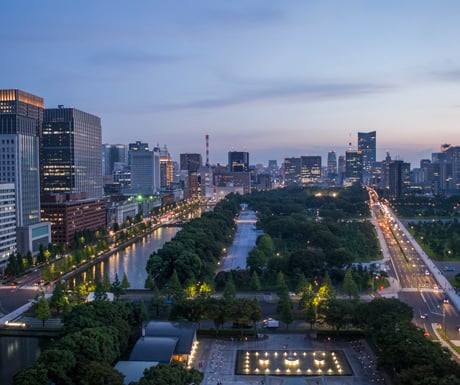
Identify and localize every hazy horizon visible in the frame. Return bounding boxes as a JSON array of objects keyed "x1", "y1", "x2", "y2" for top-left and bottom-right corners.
[{"x1": 3, "y1": 1, "x2": 460, "y2": 166}]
